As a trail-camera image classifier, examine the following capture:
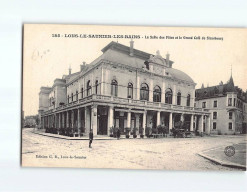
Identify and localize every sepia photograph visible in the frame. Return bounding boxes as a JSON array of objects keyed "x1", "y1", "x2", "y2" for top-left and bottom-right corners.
[{"x1": 21, "y1": 24, "x2": 247, "y2": 171}]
